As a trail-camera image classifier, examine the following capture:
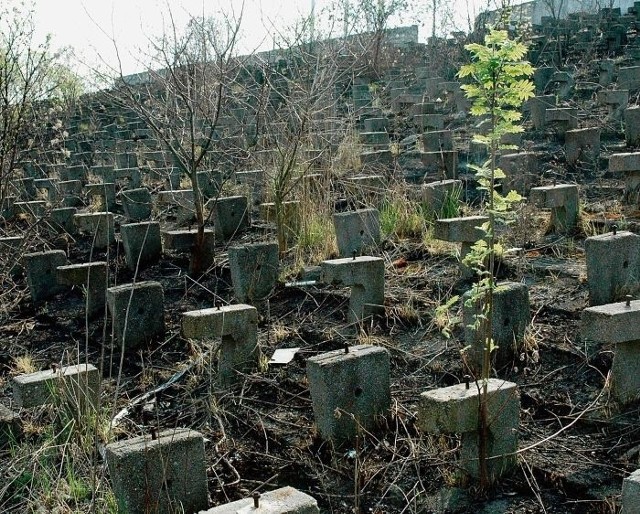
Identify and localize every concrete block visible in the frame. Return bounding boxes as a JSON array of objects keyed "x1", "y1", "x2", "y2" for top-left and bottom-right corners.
[
  {"x1": 498, "y1": 152, "x2": 540, "y2": 195},
  {"x1": 24, "y1": 250, "x2": 67, "y2": 304},
  {"x1": 364, "y1": 117, "x2": 389, "y2": 132},
  {"x1": 74, "y1": 212, "x2": 115, "y2": 248},
  {"x1": 619, "y1": 66, "x2": 640, "y2": 90},
  {"x1": 622, "y1": 469, "x2": 640, "y2": 513},
  {"x1": 157, "y1": 189, "x2": 194, "y2": 206},
  {"x1": 212, "y1": 196, "x2": 249, "y2": 240},
  {"x1": 421, "y1": 150, "x2": 458, "y2": 180},
  {"x1": 413, "y1": 114, "x2": 444, "y2": 131},
  {"x1": 14, "y1": 200, "x2": 46, "y2": 218},
  {"x1": 529, "y1": 184, "x2": 579, "y2": 232},
  {"x1": 162, "y1": 228, "x2": 215, "y2": 251},
  {"x1": 107, "y1": 281, "x2": 165, "y2": 349},
  {"x1": 119, "y1": 187, "x2": 152, "y2": 221},
  {"x1": 609, "y1": 152, "x2": 640, "y2": 172},
  {"x1": 200, "y1": 486, "x2": 319, "y2": 513},
  {"x1": 51, "y1": 207, "x2": 78, "y2": 233},
  {"x1": 121, "y1": 222, "x2": 162, "y2": 271},
  {"x1": 333, "y1": 209, "x2": 380, "y2": 257},
  {"x1": 565, "y1": 128, "x2": 600, "y2": 164},
  {"x1": 418, "y1": 379, "x2": 519, "y2": 480},
  {"x1": 581, "y1": 299, "x2": 640, "y2": 344},
  {"x1": 320, "y1": 256, "x2": 385, "y2": 323},
  {"x1": 585, "y1": 231, "x2": 640, "y2": 306},
  {"x1": 434, "y1": 216, "x2": 488, "y2": 243},
  {"x1": 530, "y1": 95, "x2": 555, "y2": 130},
  {"x1": 106, "y1": 428, "x2": 207, "y2": 514},
  {"x1": 85, "y1": 182, "x2": 116, "y2": 211},
  {"x1": 545, "y1": 108, "x2": 578, "y2": 135},
  {"x1": 625, "y1": 106, "x2": 640, "y2": 146},
  {"x1": 463, "y1": 282, "x2": 531, "y2": 370},
  {"x1": 12, "y1": 364, "x2": 100, "y2": 411},
  {"x1": 56, "y1": 262, "x2": 107, "y2": 315},
  {"x1": 422, "y1": 130, "x2": 453, "y2": 152},
  {"x1": 228, "y1": 242, "x2": 279, "y2": 304},
  {"x1": 307, "y1": 345, "x2": 390, "y2": 444},
  {"x1": 581, "y1": 299, "x2": 640, "y2": 403},
  {"x1": 422, "y1": 180, "x2": 461, "y2": 217},
  {"x1": 182, "y1": 304, "x2": 258, "y2": 385}
]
